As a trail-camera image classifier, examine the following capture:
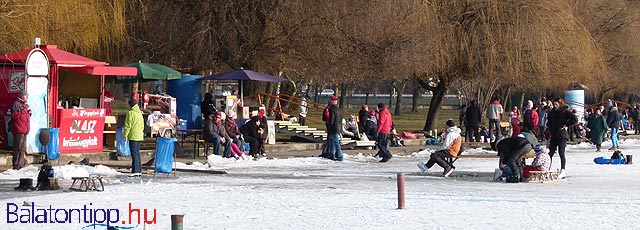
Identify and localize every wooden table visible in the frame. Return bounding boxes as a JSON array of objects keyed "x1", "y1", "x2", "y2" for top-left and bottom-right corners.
[{"x1": 177, "y1": 129, "x2": 203, "y2": 158}]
